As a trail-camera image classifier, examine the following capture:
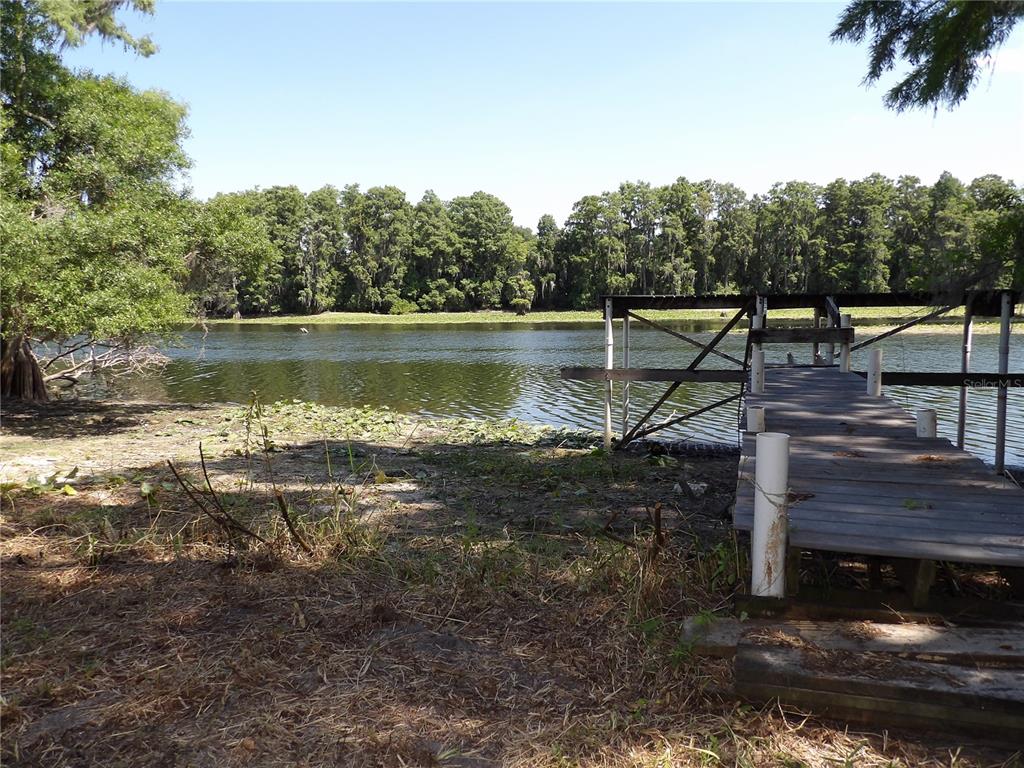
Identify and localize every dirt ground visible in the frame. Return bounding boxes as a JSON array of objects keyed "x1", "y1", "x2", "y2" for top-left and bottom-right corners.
[{"x1": 1, "y1": 399, "x2": 1019, "y2": 767}]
